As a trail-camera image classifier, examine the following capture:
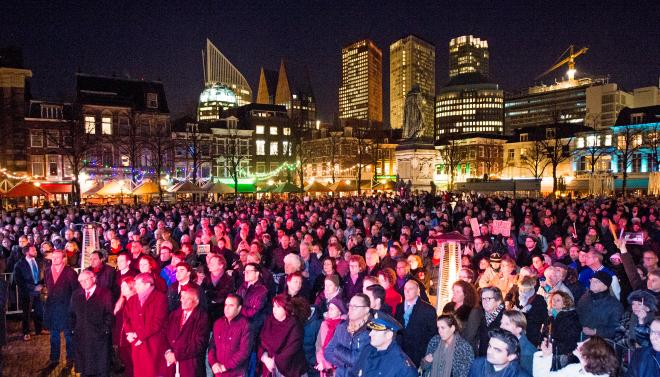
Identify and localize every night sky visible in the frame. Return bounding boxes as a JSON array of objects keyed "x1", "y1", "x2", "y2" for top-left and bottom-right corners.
[{"x1": 3, "y1": 1, "x2": 659, "y2": 124}]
